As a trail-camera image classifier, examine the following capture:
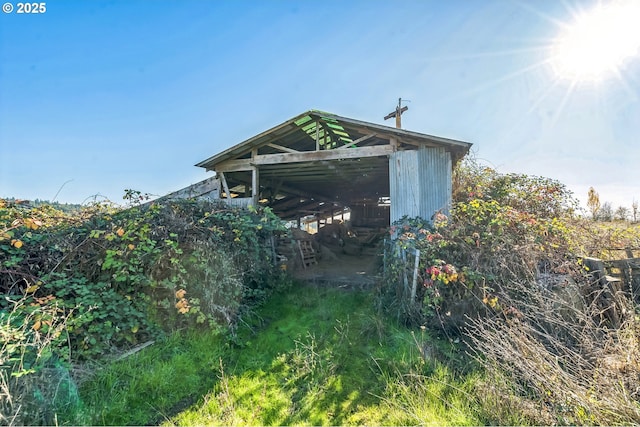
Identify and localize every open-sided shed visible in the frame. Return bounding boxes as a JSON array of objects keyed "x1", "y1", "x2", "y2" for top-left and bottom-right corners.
[{"x1": 169, "y1": 110, "x2": 471, "y2": 227}]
